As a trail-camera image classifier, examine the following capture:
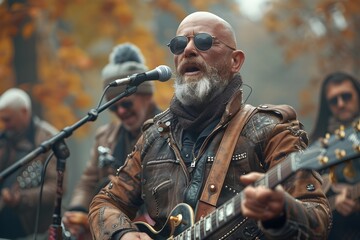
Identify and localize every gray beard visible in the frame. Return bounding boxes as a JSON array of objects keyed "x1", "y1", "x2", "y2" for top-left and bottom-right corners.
[{"x1": 174, "y1": 67, "x2": 228, "y2": 107}]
